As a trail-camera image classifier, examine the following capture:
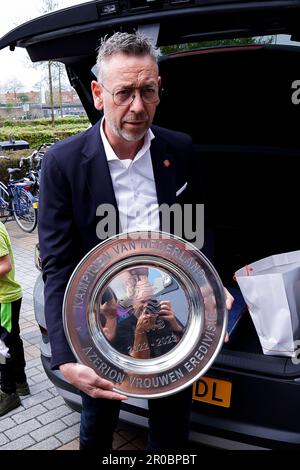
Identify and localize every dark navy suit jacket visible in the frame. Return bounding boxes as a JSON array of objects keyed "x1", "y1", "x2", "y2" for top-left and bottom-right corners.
[{"x1": 38, "y1": 120, "x2": 202, "y2": 369}]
